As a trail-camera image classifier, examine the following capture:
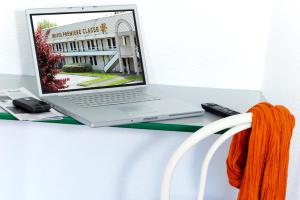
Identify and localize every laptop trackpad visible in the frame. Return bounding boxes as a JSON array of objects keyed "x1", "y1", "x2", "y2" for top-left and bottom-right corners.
[{"x1": 118, "y1": 105, "x2": 156, "y2": 115}]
